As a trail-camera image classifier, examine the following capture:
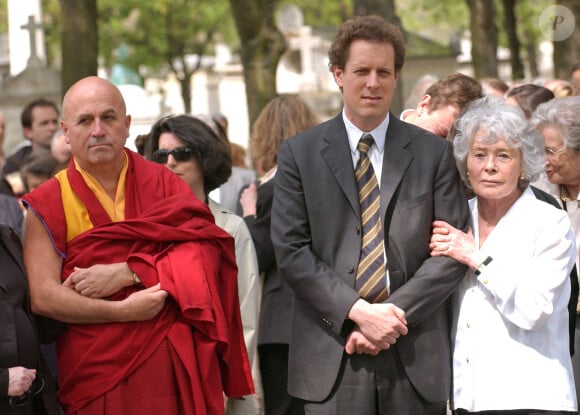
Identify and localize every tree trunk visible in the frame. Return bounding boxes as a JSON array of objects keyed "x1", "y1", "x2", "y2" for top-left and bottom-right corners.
[
  {"x1": 352, "y1": 0, "x2": 404, "y2": 114},
  {"x1": 502, "y1": 0, "x2": 524, "y2": 80},
  {"x1": 465, "y1": 0, "x2": 498, "y2": 79},
  {"x1": 524, "y1": 28, "x2": 539, "y2": 79},
  {"x1": 553, "y1": 0, "x2": 580, "y2": 79},
  {"x1": 180, "y1": 74, "x2": 193, "y2": 115},
  {"x1": 61, "y1": 0, "x2": 98, "y2": 98},
  {"x1": 228, "y1": 0, "x2": 286, "y2": 129}
]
